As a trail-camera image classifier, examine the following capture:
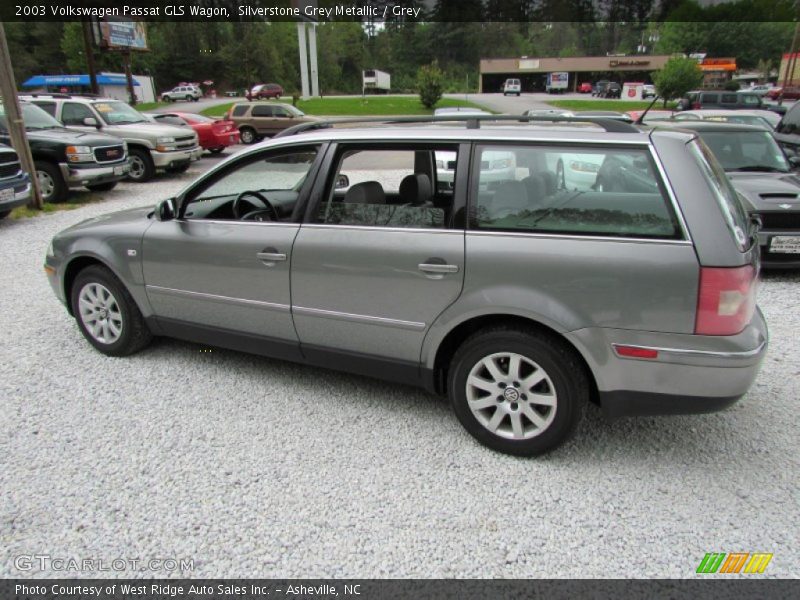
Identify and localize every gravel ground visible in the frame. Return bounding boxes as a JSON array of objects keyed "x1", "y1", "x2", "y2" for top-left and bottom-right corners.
[{"x1": 1, "y1": 153, "x2": 798, "y2": 579}]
